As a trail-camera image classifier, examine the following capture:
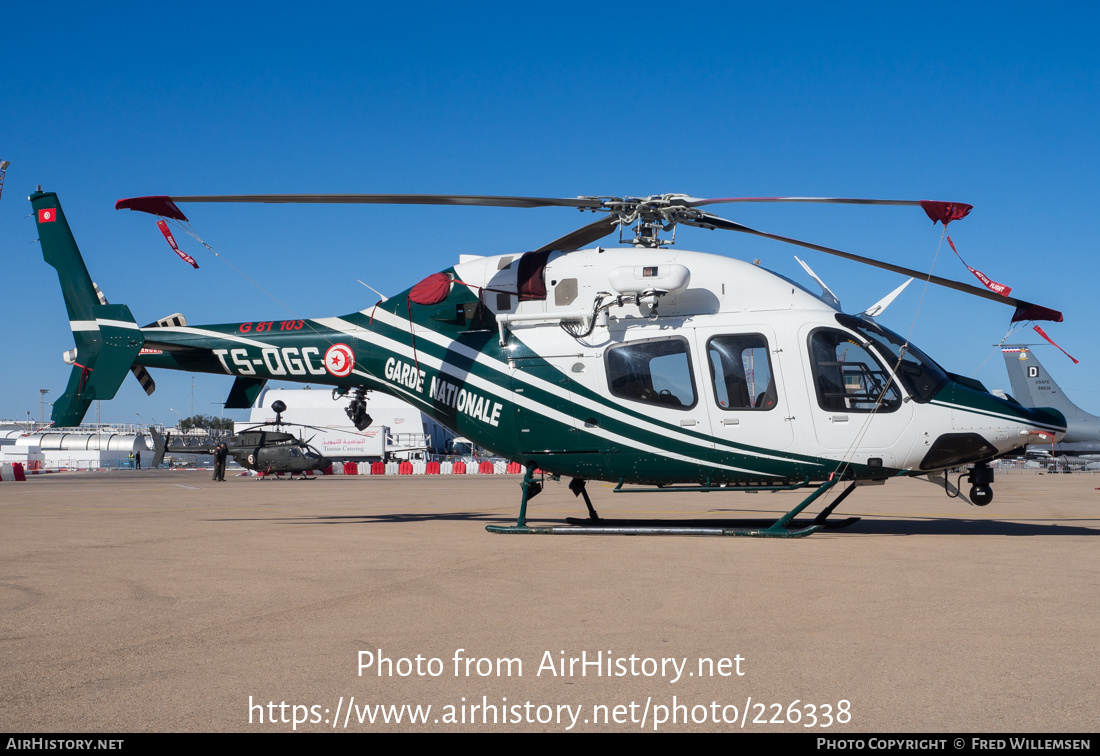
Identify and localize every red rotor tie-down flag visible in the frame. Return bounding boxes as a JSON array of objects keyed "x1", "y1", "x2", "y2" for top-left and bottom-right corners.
[
  {"x1": 156, "y1": 220, "x2": 199, "y2": 269},
  {"x1": 946, "y1": 235, "x2": 1011, "y2": 297},
  {"x1": 1033, "y1": 325, "x2": 1079, "y2": 364},
  {"x1": 920, "y1": 200, "x2": 1013, "y2": 297}
]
